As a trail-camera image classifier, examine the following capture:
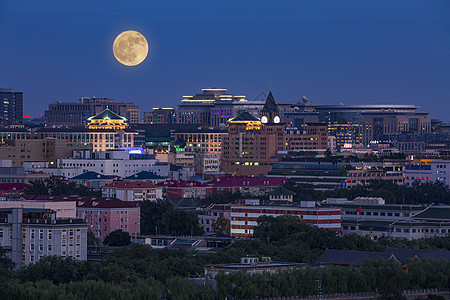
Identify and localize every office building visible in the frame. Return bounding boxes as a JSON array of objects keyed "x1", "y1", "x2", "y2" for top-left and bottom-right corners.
[
  {"x1": 59, "y1": 150, "x2": 158, "y2": 178},
  {"x1": 0, "y1": 138, "x2": 91, "y2": 167},
  {"x1": 0, "y1": 88, "x2": 23, "y2": 125},
  {"x1": 143, "y1": 108, "x2": 176, "y2": 124},
  {"x1": 221, "y1": 92, "x2": 328, "y2": 176},
  {"x1": 45, "y1": 97, "x2": 141, "y2": 127}
]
